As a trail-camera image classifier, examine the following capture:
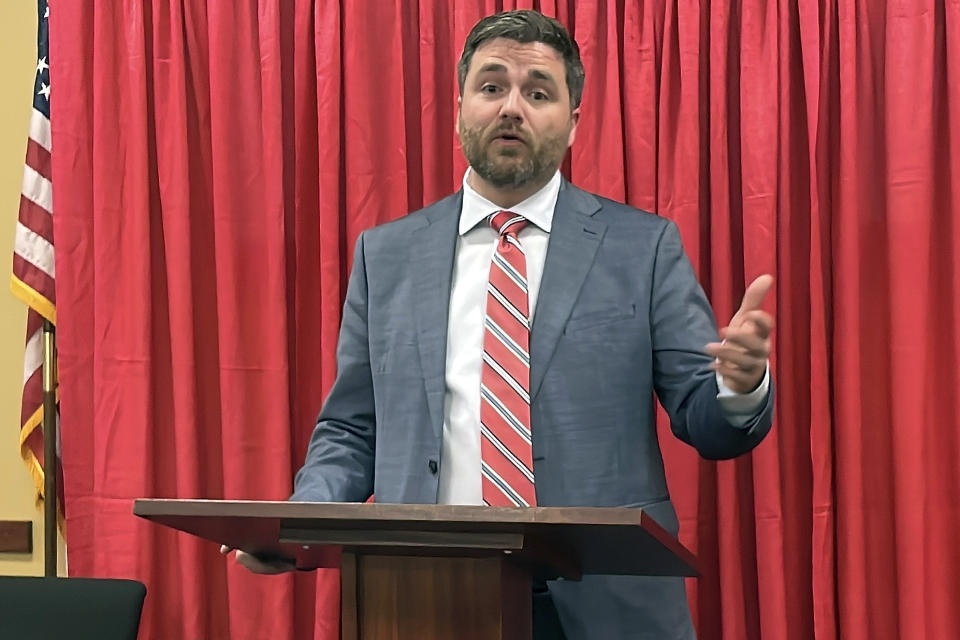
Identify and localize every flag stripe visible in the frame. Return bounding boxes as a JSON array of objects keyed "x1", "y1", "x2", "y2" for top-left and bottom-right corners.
[
  {"x1": 25, "y1": 138, "x2": 52, "y2": 181},
  {"x1": 20, "y1": 165, "x2": 52, "y2": 213},
  {"x1": 13, "y1": 256, "x2": 56, "y2": 303},
  {"x1": 29, "y1": 109, "x2": 51, "y2": 152},
  {"x1": 17, "y1": 195, "x2": 53, "y2": 245},
  {"x1": 23, "y1": 326, "x2": 43, "y2": 385},
  {"x1": 14, "y1": 223, "x2": 55, "y2": 277},
  {"x1": 20, "y1": 367, "x2": 42, "y2": 426},
  {"x1": 22, "y1": 421, "x2": 45, "y2": 469}
]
